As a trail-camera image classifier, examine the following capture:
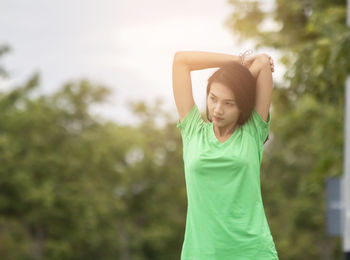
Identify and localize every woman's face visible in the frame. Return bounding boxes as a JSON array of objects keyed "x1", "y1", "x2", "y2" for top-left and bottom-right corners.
[{"x1": 207, "y1": 82, "x2": 240, "y2": 127}]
